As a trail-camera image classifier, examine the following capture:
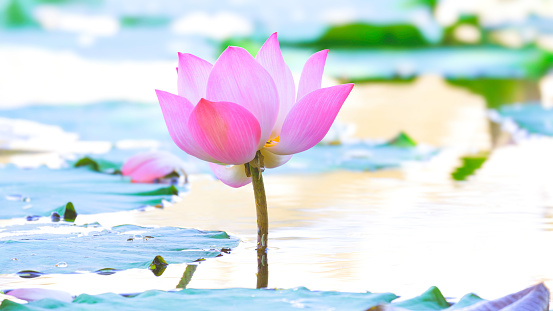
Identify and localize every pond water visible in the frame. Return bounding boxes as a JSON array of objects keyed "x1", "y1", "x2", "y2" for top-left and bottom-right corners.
[
  {"x1": 1, "y1": 78, "x2": 552, "y2": 305},
  {"x1": 2, "y1": 144, "x2": 553, "y2": 301}
]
